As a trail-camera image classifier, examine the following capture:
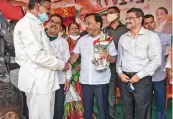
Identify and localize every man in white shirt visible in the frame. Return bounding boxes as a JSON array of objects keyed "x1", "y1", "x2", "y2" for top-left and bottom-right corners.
[
  {"x1": 13, "y1": 0, "x2": 69, "y2": 119},
  {"x1": 46, "y1": 14, "x2": 71, "y2": 119},
  {"x1": 68, "y1": 13, "x2": 117, "y2": 119},
  {"x1": 116, "y1": 8, "x2": 162, "y2": 119},
  {"x1": 143, "y1": 14, "x2": 171, "y2": 119}
]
